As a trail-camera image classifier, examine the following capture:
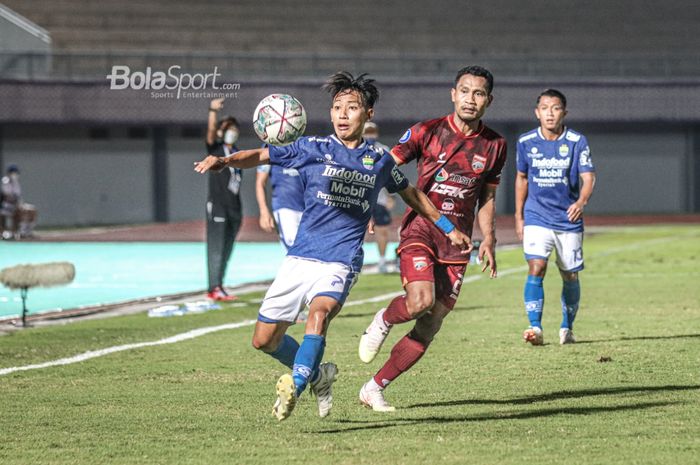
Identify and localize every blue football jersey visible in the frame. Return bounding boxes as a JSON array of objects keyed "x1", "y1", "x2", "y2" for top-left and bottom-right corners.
[
  {"x1": 256, "y1": 164, "x2": 305, "y2": 212},
  {"x1": 268, "y1": 135, "x2": 409, "y2": 270},
  {"x1": 516, "y1": 127, "x2": 595, "y2": 232}
]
